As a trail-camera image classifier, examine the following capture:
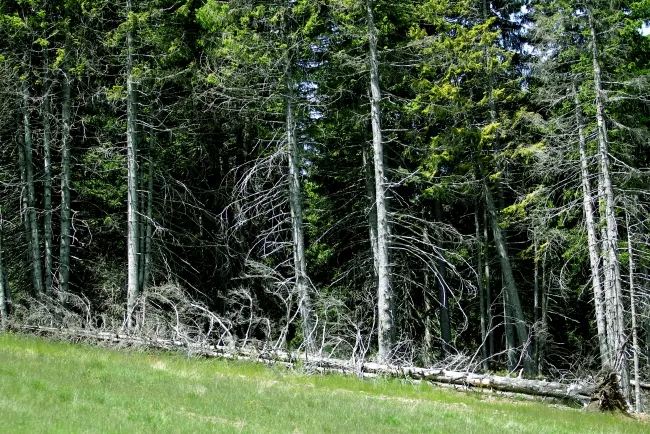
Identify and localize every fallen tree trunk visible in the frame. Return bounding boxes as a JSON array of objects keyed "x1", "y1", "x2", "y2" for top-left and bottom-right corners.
[{"x1": 14, "y1": 325, "x2": 640, "y2": 406}]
